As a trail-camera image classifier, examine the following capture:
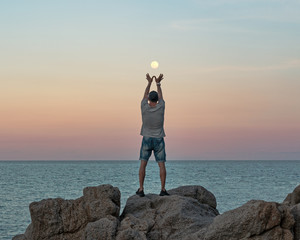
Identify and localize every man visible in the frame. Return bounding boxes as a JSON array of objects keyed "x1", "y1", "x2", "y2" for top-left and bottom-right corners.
[{"x1": 136, "y1": 73, "x2": 169, "y2": 197}]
